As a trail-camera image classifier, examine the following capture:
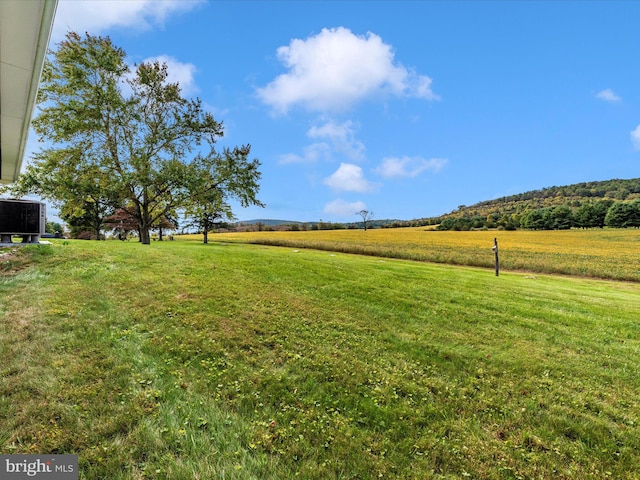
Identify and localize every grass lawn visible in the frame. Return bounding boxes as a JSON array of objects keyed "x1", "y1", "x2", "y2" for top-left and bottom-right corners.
[{"x1": 1, "y1": 239, "x2": 640, "y2": 478}]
